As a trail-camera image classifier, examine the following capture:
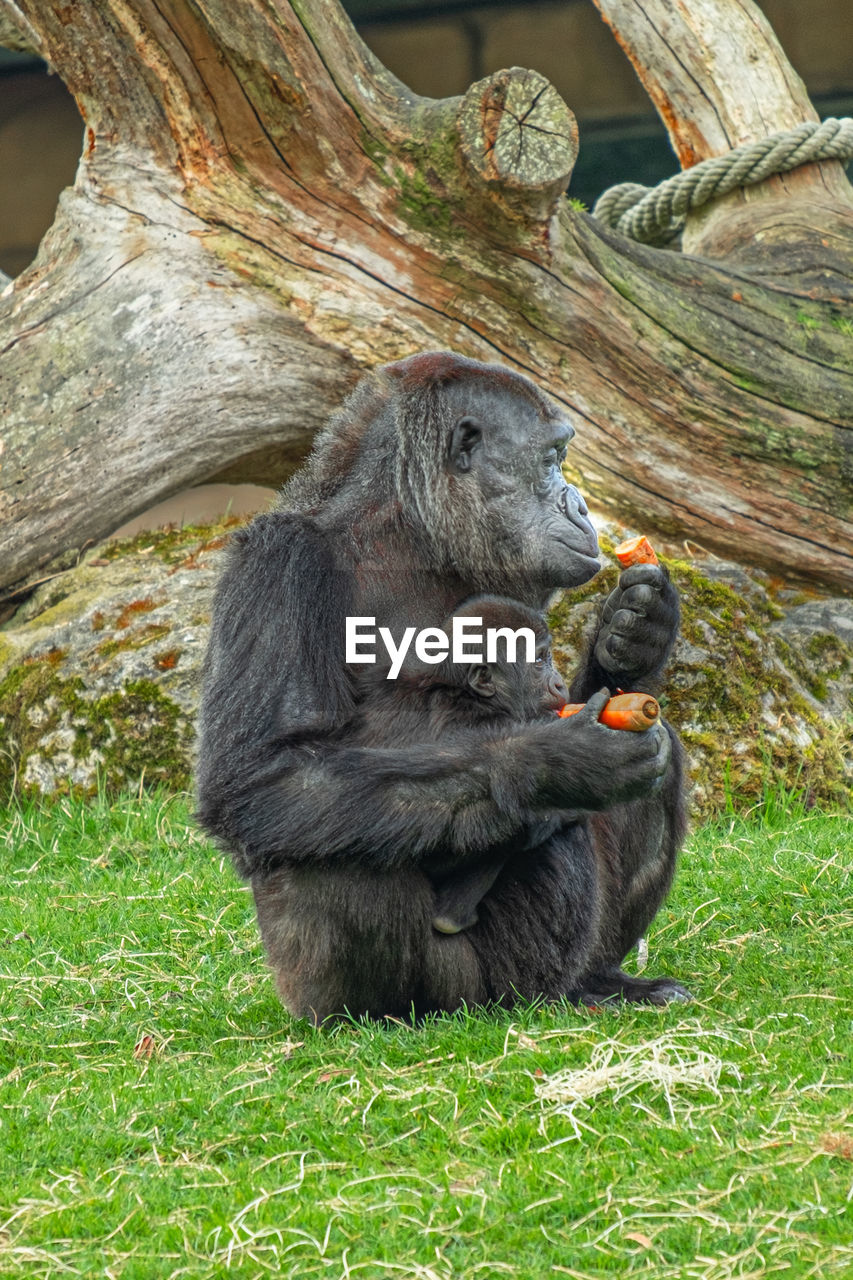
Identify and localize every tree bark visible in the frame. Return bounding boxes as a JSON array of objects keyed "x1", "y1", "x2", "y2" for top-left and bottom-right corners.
[
  {"x1": 0, "y1": 3, "x2": 39, "y2": 53},
  {"x1": 0, "y1": 0, "x2": 851, "y2": 594}
]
